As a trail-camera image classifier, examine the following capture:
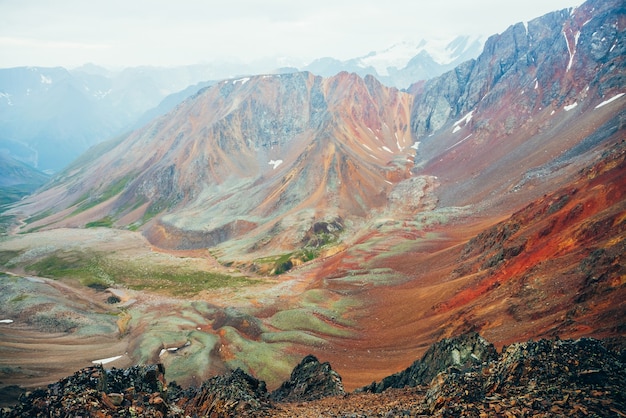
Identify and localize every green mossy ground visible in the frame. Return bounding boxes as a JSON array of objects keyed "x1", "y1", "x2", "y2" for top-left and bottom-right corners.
[{"x1": 3, "y1": 249, "x2": 254, "y2": 296}]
